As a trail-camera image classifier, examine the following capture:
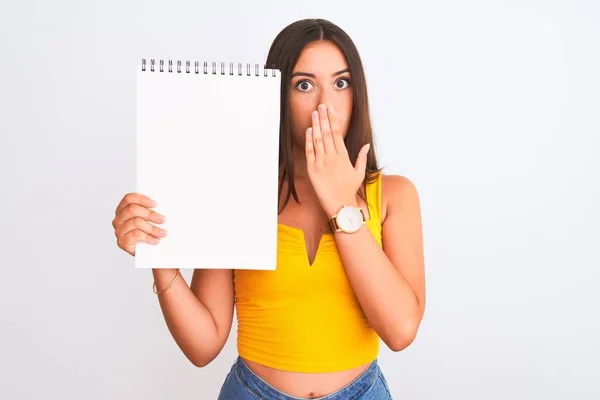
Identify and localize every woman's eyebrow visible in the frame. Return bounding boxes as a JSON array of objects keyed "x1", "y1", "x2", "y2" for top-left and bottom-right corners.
[{"x1": 291, "y1": 68, "x2": 350, "y2": 78}]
